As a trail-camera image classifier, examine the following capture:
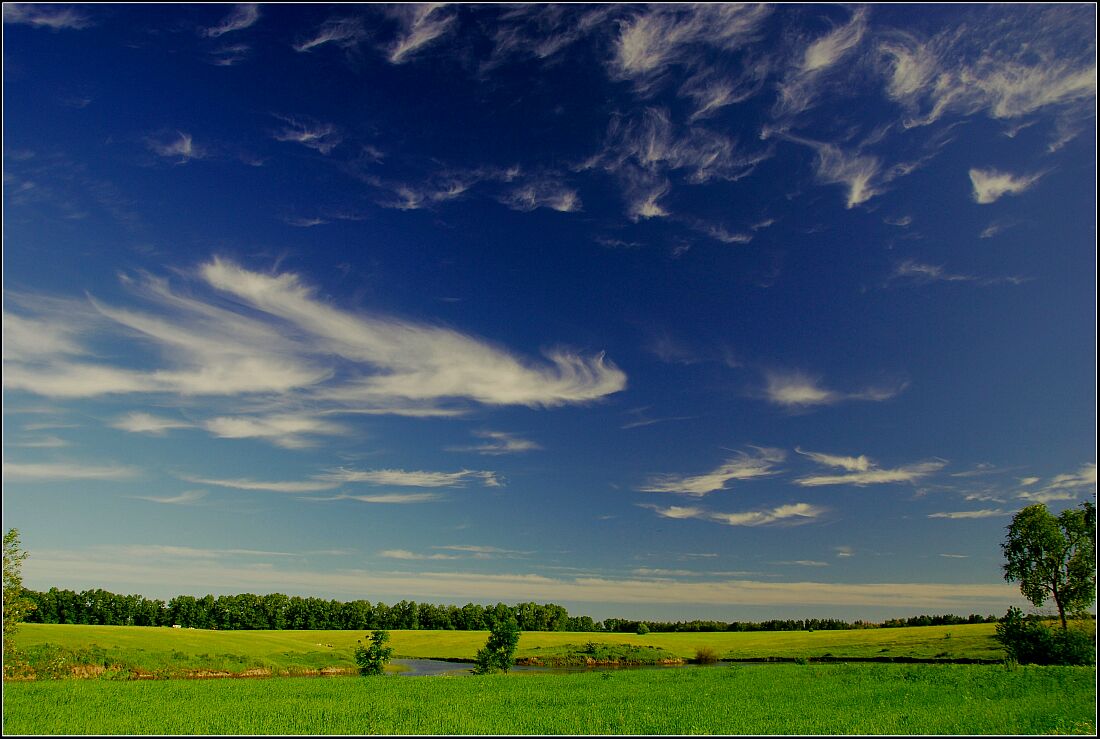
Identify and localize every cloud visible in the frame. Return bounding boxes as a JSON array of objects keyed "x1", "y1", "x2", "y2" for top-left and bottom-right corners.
[
  {"x1": 797, "y1": 459, "x2": 947, "y2": 488},
  {"x1": 147, "y1": 132, "x2": 205, "y2": 163},
  {"x1": 379, "y1": 549, "x2": 461, "y2": 561},
  {"x1": 499, "y1": 180, "x2": 581, "y2": 213},
  {"x1": 641, "y1": 501, "x2": 827, "y2": 527},
  {"x1": 182, "y1": 476, "x2": 338, "y2": 493},
  {"x1": 2, "y1": 461, "x2": 140, "y2": 481},
  {"x1": 320, "y1": 468, "x2": 501, "y2": 488},
  {"x1": 112, "y1": 412, "x2": 194, "y2": 435},
  {"x1": 293, "y1": 16, "x2": 366, "y2": 53},
  {"x1": 928, "y1": 509, "x2": 1008, "y2": 519},
  {"x1": 132, "y1": 490, "x2": 208, "y2": 505},
  {"x1": 773, "y1": 8, "x2": 868, "y2": 119},
  {"x1": 484, "y1": 5, "x2": 614, "y2": 71},
  {"x1": 610, "y1": 5, "x2": 772, "y2": 94},
  {"x1": 968, "y1": 168, "x2": 1043, "y2": 204},
  {"x1": 445, "y1": 431, "x2": 541, "y2": 456},
  {"x1": 201, "y1": 4, "x2": 260, "y2": 38},
  {"x1": 889, "y1": 259, "x2": 1027, "y2": 287},
  {"x1": 1017, "y1": 463, "x2": 1096, "y2": 503},
  {"x1": 386, "y1": 4, "x2": 456, "y2": 64},
  {"x1": 4, "y1": 259, "x2": 625, "y2": 414},
  {"x1": 313, "y1": 493, "x2": 444, "y2": 504},
  {"x1": 806, "y1": 142, "x2": 884, "y2": 209},
  {"x1": 24, "y1": 548, "x2": 1026, "y2": 610},
  {"x1": 796, "y1": 448, "x2": 871, "y2": 472},
  {"x1": 762, "y1": 370, "x2": 904, "y2": 409},
  {"x1": 640, "y1": 447, "x2": 785, "y2": 496},
  {"x1": 271, "y1": 115, "x2": 342, "y2": 155},
  {"x1": 3, "y1": 4, "x2": 91, "y2": 29},
  {"x1": 202, "y1": 414, "x2": 348, "y2": 449}
]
